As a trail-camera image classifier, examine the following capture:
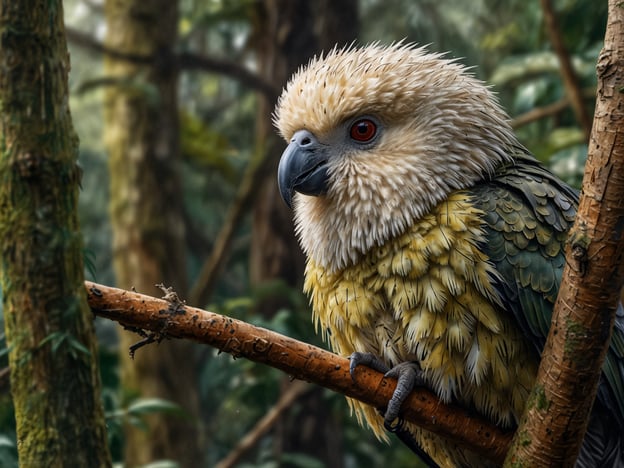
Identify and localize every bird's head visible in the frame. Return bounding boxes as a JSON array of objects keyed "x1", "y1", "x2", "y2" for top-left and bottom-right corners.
[{"x1": 274, "y1": 43, "x2": 520, "y2": 272}]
